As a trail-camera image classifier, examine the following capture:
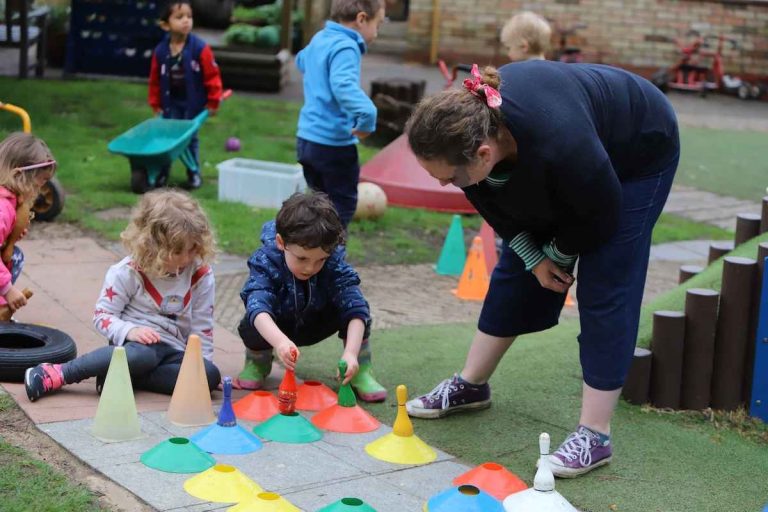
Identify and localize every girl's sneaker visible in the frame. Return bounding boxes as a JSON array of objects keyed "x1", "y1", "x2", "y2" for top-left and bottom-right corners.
[
  {"x1": 548, "y1": 425, "x2": 613, "y2": 478},
  {"x1": 350, "y1": 362, "x2": 387, "y2": 402},
  {"x1": 405, "y1": 374, "x2": 491, "y2": 419},
  {"x1": 24, "y1": 363, "x2": 65, "y2": 402}
]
